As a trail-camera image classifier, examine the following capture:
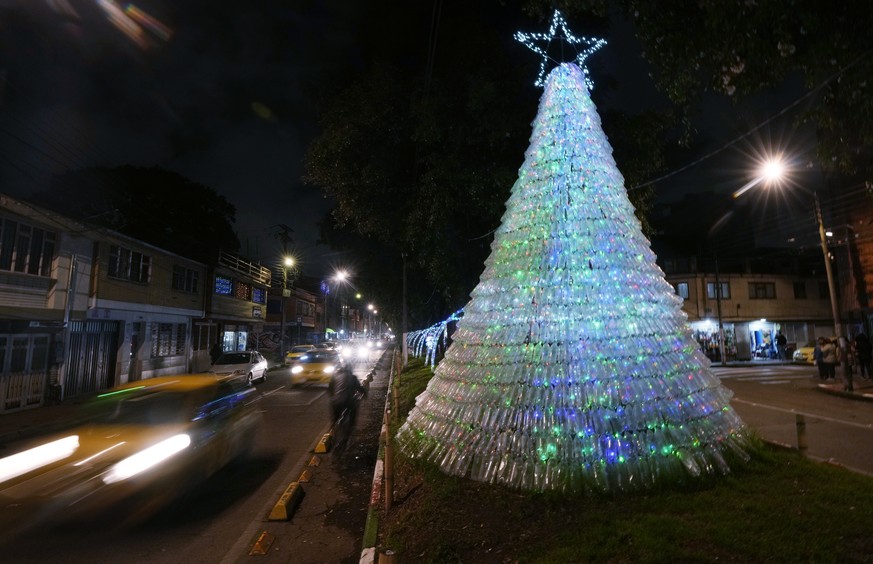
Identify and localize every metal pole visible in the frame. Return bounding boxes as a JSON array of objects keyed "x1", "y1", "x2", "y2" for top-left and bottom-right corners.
[
  {"x1": 401, "y1": 253, "x2": 408, "y2": 368},
  {"x1": 795, "y1": 414, "x2": 808, "y2": 456},
  {"x1": 279, "y1": 267, "x2": 287, "y2": 359},
  {"x1": 815, "y1": 192, "x2": 852, "y2": 391},
  {"x1": 714, "y1": 254, "x2": 727, "y2": 366}
]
